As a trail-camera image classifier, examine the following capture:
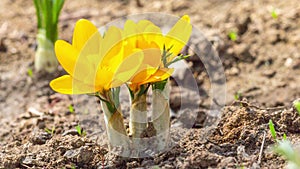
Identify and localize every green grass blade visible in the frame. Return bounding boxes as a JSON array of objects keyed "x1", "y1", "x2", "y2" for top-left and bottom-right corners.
[
  {"x1": 75, "y1": 124, "x2": 82, "y2": 136},
  {"x1": 53, "y1": 0, "x2": 65, "y2": 41},
  {"x1": 269, "y1": 119, "x2": 277, "y2": 141},
  {"x1": 46, "y1": 0, "x2": 54, "y2": 42},
  {"x1": 53, "y1": 0, "x2": 64, "y2": 23},
  {"x1": 33, "y1": 0, "x2": 42, "y2": 28}
]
